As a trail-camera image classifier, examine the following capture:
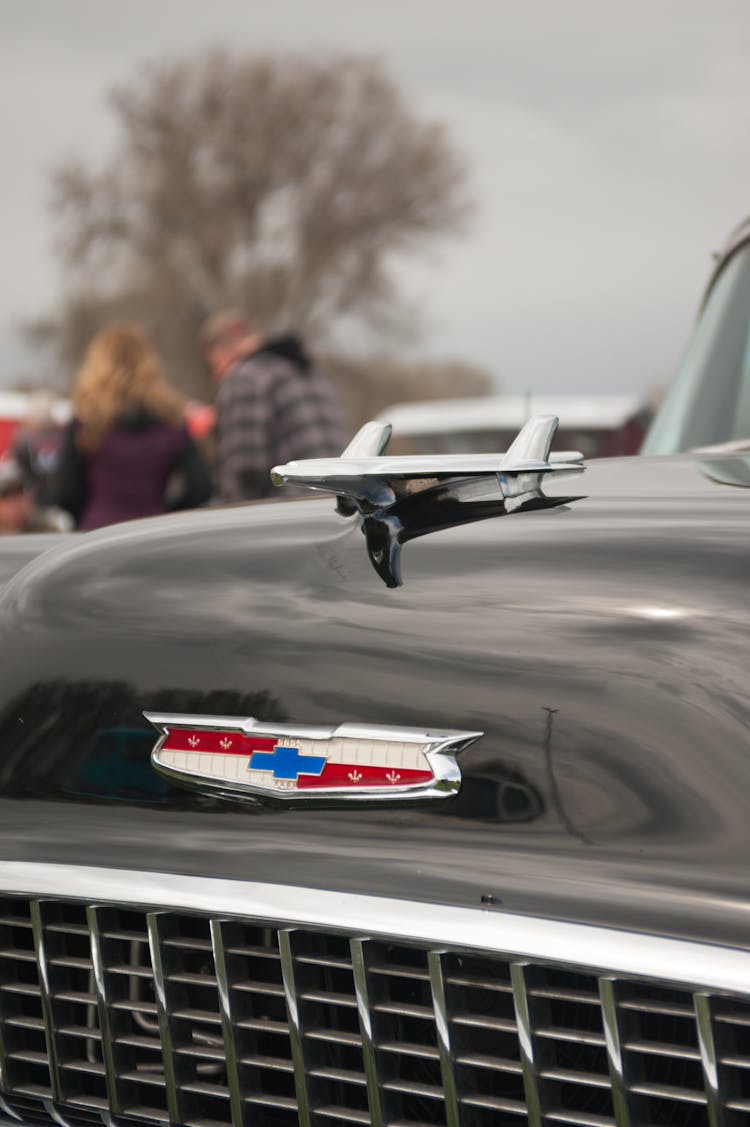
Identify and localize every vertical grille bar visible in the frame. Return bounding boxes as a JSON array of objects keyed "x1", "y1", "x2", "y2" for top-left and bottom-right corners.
[
  {"x1": 146, "y1": 913, "x2": 182, "y2": 1126},
  {"x1": 29, "y1": 900, "x2": 62, "y2": 1106},
  {"x1": 278, "y1": 928, "x2": 311, "y2": 1127},
  {"x1": 599, "y1": 976, "x2": 632, "y2": 1127},
  {"x1": 694, "y1": 991, "x2": 725, "y2": 1127},
  {"x1": 350, "y1": 938, "x2": 384, "y2": 1127},
  {"x1": 86, "y1": 907, "x2": 121, "y2": 1118},
  {"x1": 0, "y1": 988, "x2": 24, "y2": 1121},
  {"x1": 0, "y1": 993, "x2": 11, "y2": 1093},
  {"x1": 43, "y1": 1097, "x2": 75, "y2": 1125},
  {"x1": 209, "y1": 919, "x2": 245, "y2": 1127},
  {"x1": 510, "y1": 961, "x2": 543, "y2": 1127},
  {"x1": 427, "y1": 950, "x2": 460, "y2": 1127},
  {"x1": 0, "y1": 1093, "x2": 21, "y2": 1123},
  {"x1": 0, "y1": 915, "x2": 23, "y2": 1120}
]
